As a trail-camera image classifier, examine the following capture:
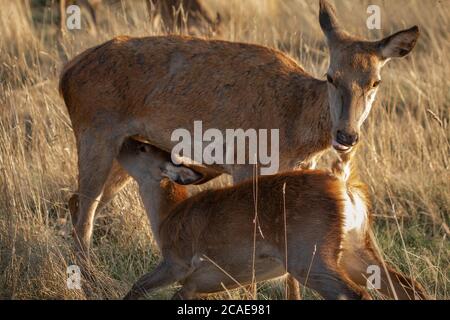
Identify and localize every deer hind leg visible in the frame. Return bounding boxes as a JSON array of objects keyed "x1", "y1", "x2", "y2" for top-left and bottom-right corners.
[
  {"x1": 304, "y1": 271, "x2": 368, "y2": 300},
  {"x1": 171, "y1": 282, "x2": 199, "y2": 300},
  {"x1": 286, "y1": 274, "x2": 301, "y2": 300},
  {"x1": 69, "y1": 160, "x2": 131, "y2": 225},
  {"x1": 341, "y1": 243, "x2": 428, "y2": 300},
  {"x1": 289, "y1": 257, "x2": 369, "y2": 300},
  {"x1": 73, "y1": 131, "x2": 123, "y2": 257}
]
